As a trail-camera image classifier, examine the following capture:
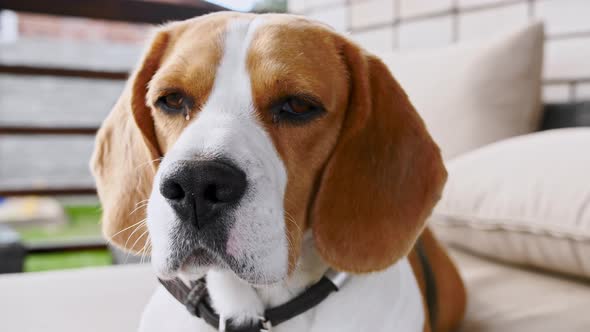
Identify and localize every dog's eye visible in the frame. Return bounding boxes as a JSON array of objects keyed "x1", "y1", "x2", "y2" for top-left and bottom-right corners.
[
  {"x1": 157, "y1": 92, "x2": 188, "y2": 113},
  {"x1": 281, "y1": 98, "x2": 315, "y2": 115},
  {"x1": 273, "y1": 96, "x2": 325, "y2": 125}
]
